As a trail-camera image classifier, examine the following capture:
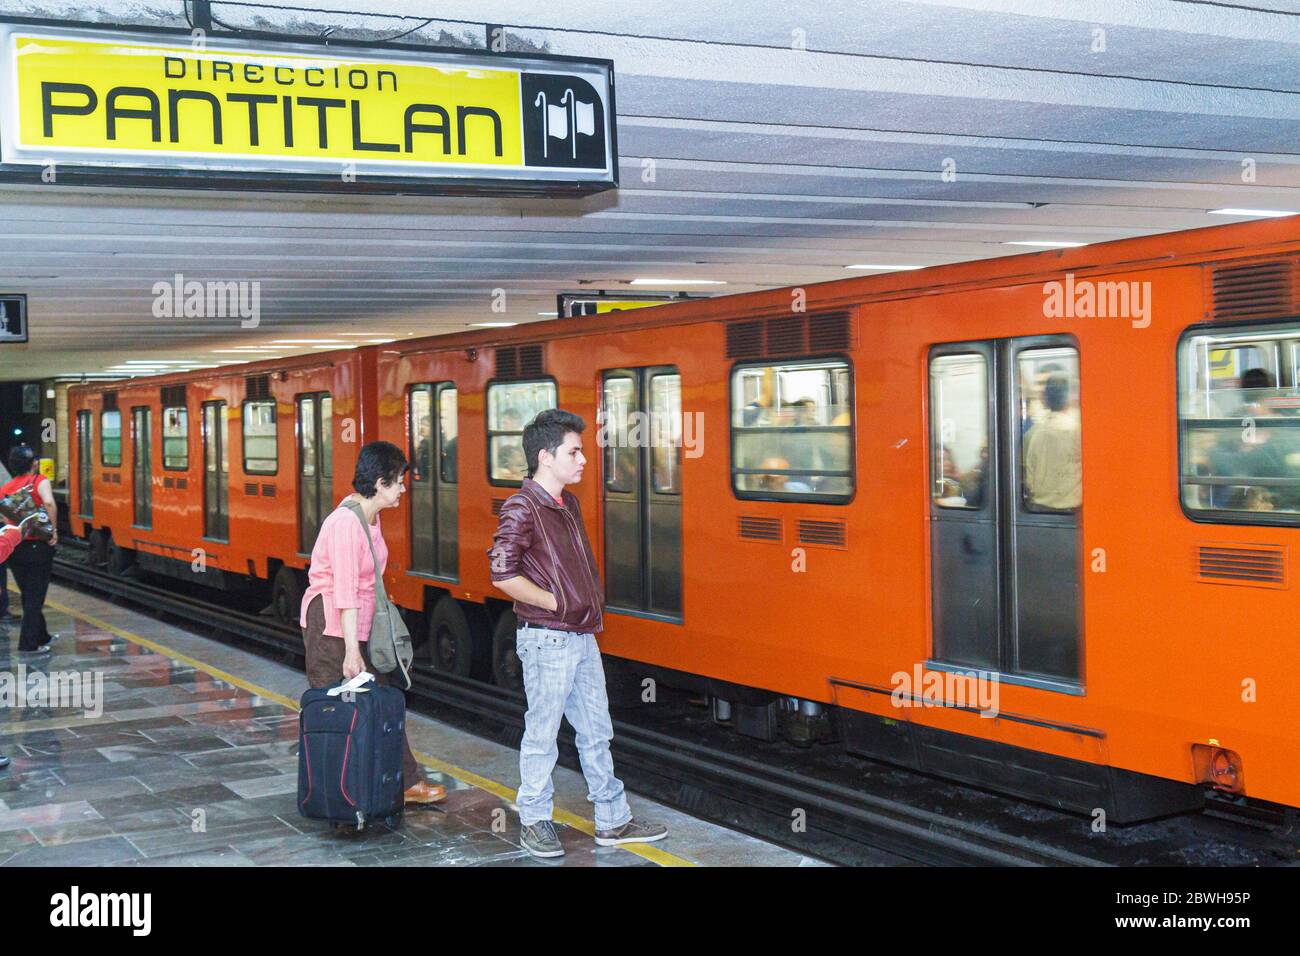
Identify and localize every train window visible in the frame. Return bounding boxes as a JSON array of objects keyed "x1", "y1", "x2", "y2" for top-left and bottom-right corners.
[
  {"x1": 1179, "y1": 322, "x2": 1300, "y2": 522},
  {"x1": 730, "y1": 359, "x2": 853, "y2": 501},
  {"x1": 603, "y1": 377, "x2": 637, "y2": 493},
  {"x1": 487, "y1": 380, "x2": 556, "y2": 485},
  {"x1": 1018, "y1": 348, "x2": 1081, "y2": 513},
  {"x1": 101, "y1": 409, "x2": 121, "y2": 467},
  {"x1": 410, "y1": 387, "x2": 433, "y2": 480},
  {"x1": 930, "y1": 354, "x2": 988, "y2": 509},
  {"x1": 650, "y1": 373, "x2": 682, "y2": 494},
  {"x1": 162, "y1": 406, "x2": 189, "y2": 470},
  {"x1": 438, "y1": 386, "x2": 457, "y2": 484},
  {"x1": 242, "y1": 400, "x2": 278, "y2": 475}
]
